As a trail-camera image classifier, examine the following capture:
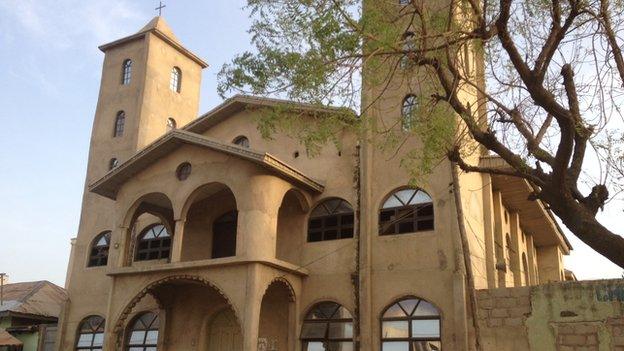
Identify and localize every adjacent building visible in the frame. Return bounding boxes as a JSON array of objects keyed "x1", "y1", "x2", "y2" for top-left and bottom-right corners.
[{"x1": 0, "y1": 281, "x2": 66, "y2": 351}]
